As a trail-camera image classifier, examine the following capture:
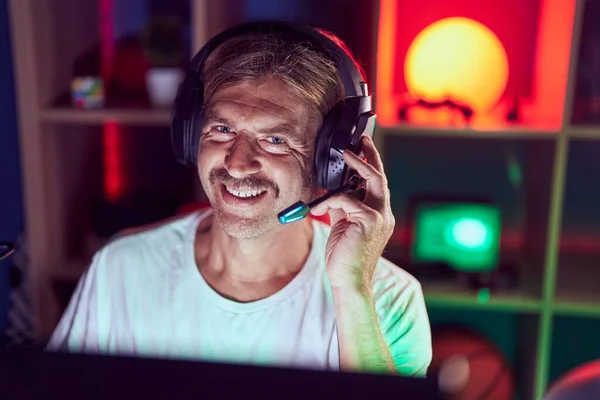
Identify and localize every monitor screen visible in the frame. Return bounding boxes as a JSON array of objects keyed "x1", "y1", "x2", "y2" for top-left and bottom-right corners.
[{"x1": 411, "y1": 202, "x2": 501, "y2": 272}]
